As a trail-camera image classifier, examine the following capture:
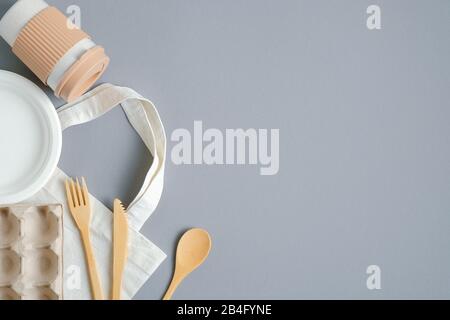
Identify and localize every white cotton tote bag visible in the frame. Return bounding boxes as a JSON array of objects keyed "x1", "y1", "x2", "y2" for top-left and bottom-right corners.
[{"x1": 24, "y1": 84, "x2": 167, "y2": 300}]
